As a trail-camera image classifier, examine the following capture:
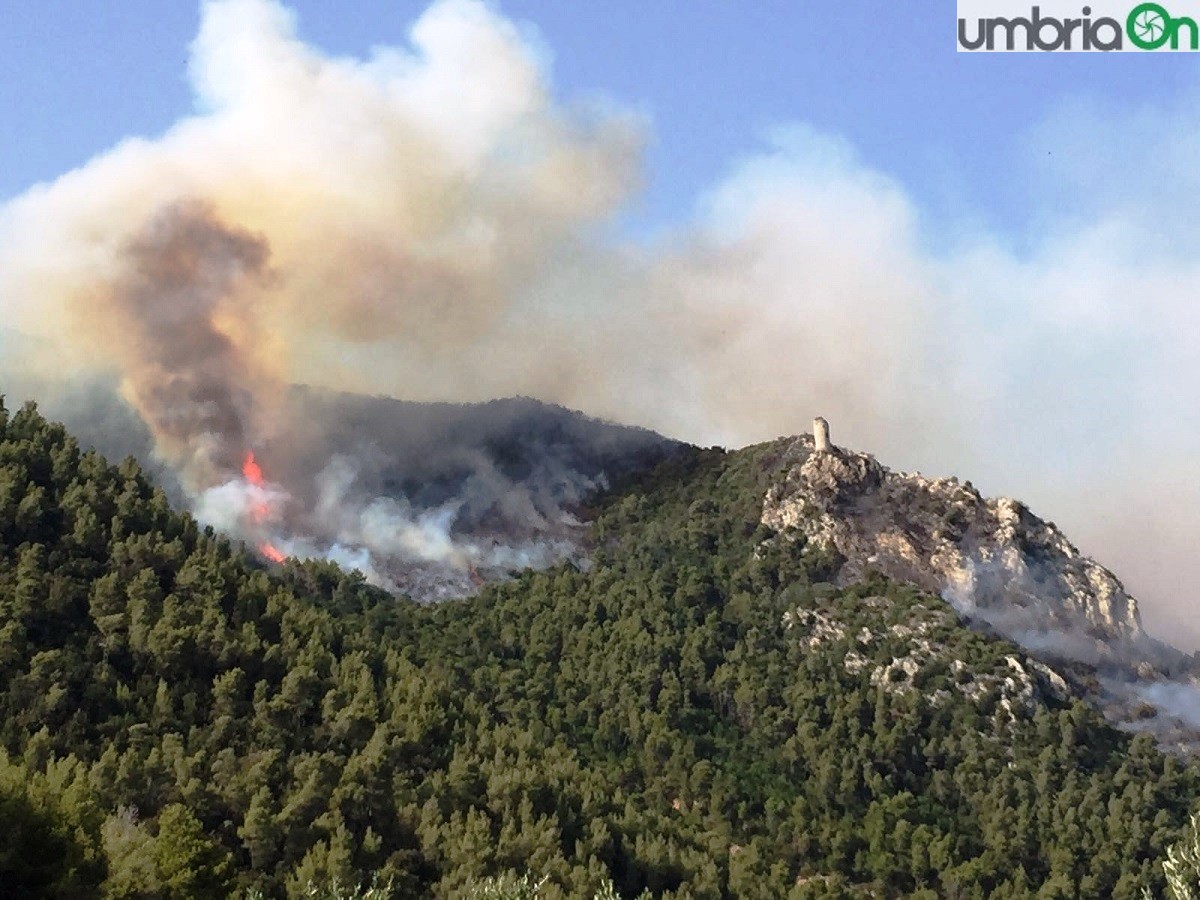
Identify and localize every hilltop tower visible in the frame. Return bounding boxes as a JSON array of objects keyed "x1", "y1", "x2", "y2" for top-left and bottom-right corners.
[{"x1": 813, "y1": 416, "x2": 830, "y2": 453}]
